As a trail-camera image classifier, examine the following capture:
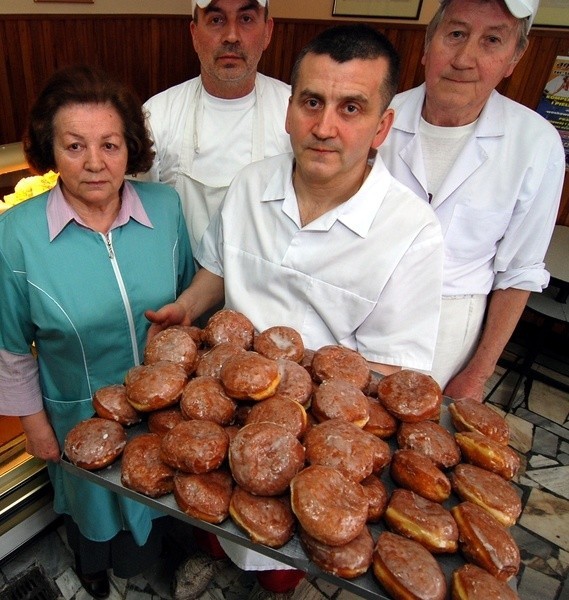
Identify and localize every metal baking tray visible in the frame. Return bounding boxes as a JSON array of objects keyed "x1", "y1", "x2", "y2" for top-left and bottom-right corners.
[{"x1": 60, "y1": 401, "x2": 509, "y2": 599}]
